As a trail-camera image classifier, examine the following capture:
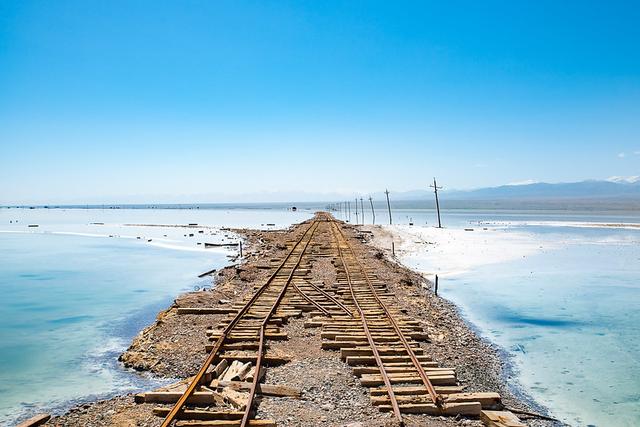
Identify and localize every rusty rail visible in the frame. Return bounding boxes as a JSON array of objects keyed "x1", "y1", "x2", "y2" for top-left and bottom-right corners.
[
  {"x1": 291, "y1": 282, "x2": 333, "y2": 317},
  {"x1": 160, "y1": 218, "x2": 321, "y2": 427},
  {"x1": 306, "y1": 281, "x2": 354, "y2": 317},
  {"x1": 332, "y1": 221, "x2": 443, "y2": 409},
  {"x1": 329, "y1": 221, "x2": 404, "y2": 425},
  {"x1": 240, "y1": 219, "x2": 321, "y2": 426}
]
